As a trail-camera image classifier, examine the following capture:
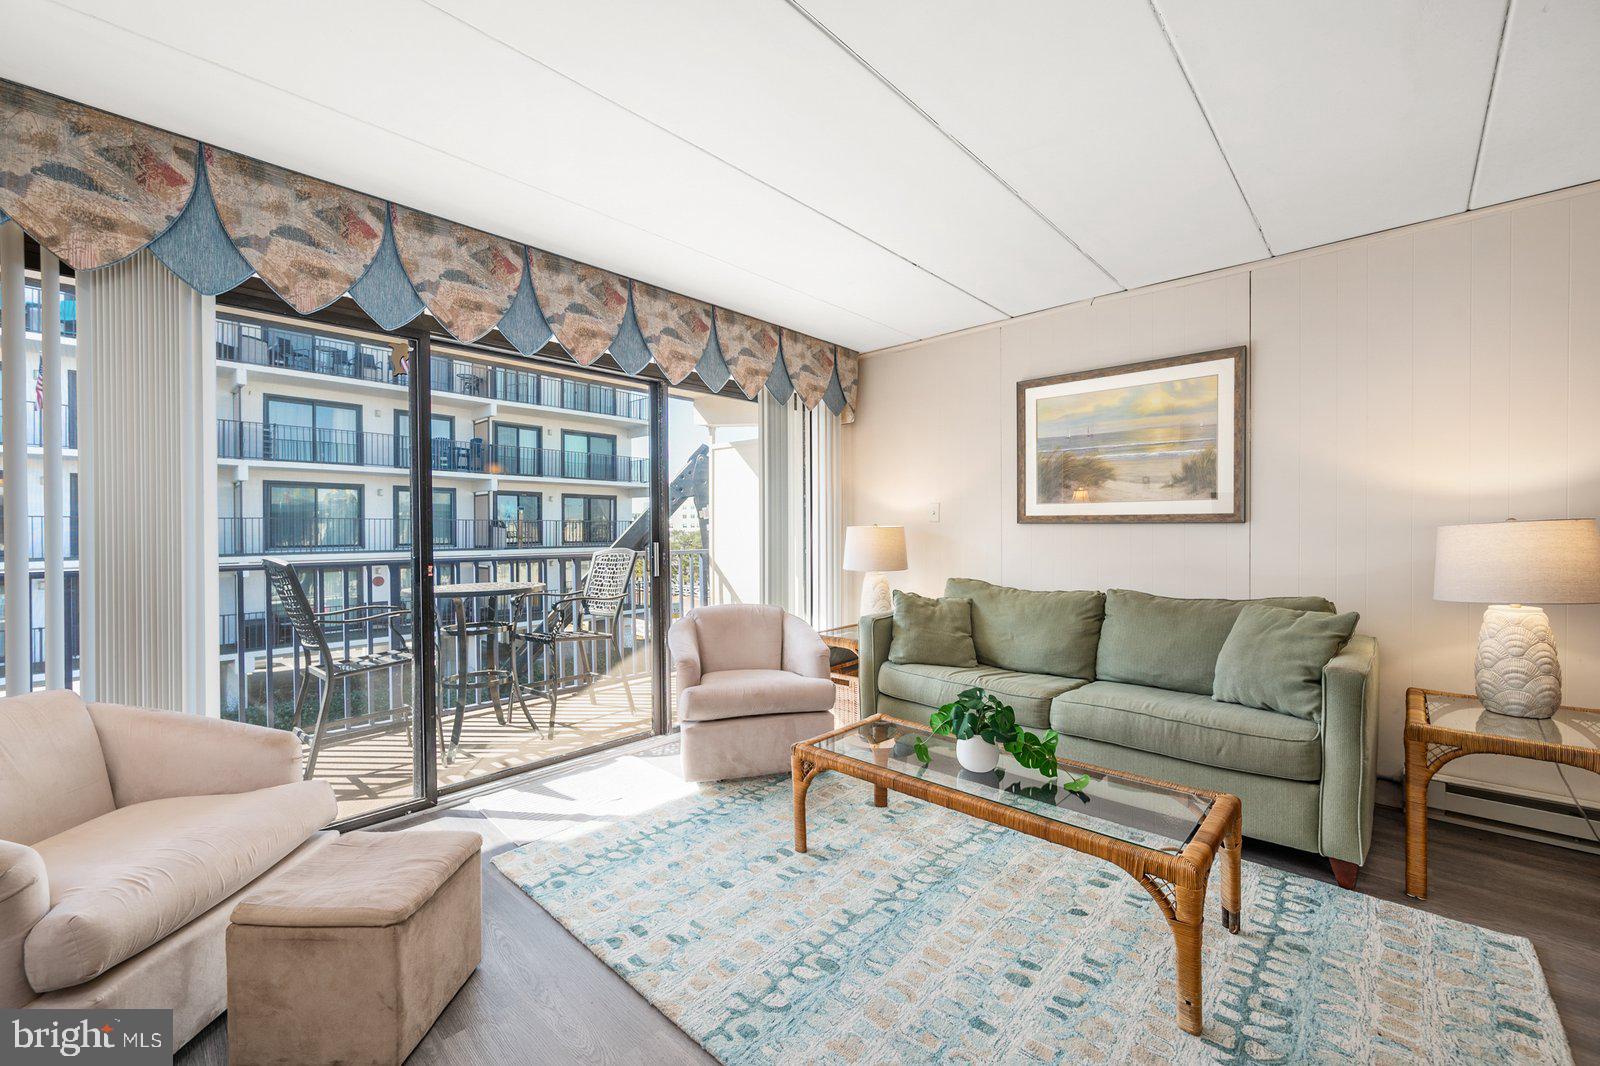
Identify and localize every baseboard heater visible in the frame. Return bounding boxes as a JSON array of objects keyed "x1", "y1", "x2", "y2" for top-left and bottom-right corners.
[{"x1": 1429, "y1": 778, "x2": 1600, "y2": 854}]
